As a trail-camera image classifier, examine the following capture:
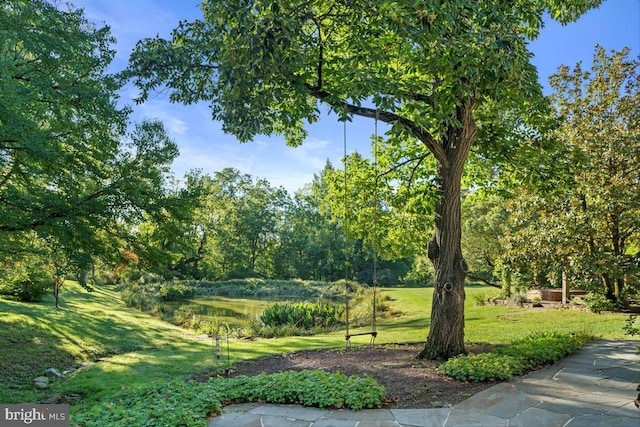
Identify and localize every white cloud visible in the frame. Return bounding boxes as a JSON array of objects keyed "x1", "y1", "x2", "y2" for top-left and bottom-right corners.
[
  {"x1": 134, "y1": 102, "x2": 189, "y2": 134},
  {"x1": 285, "y1": 138, "x2": 332, "y2": 171}
]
